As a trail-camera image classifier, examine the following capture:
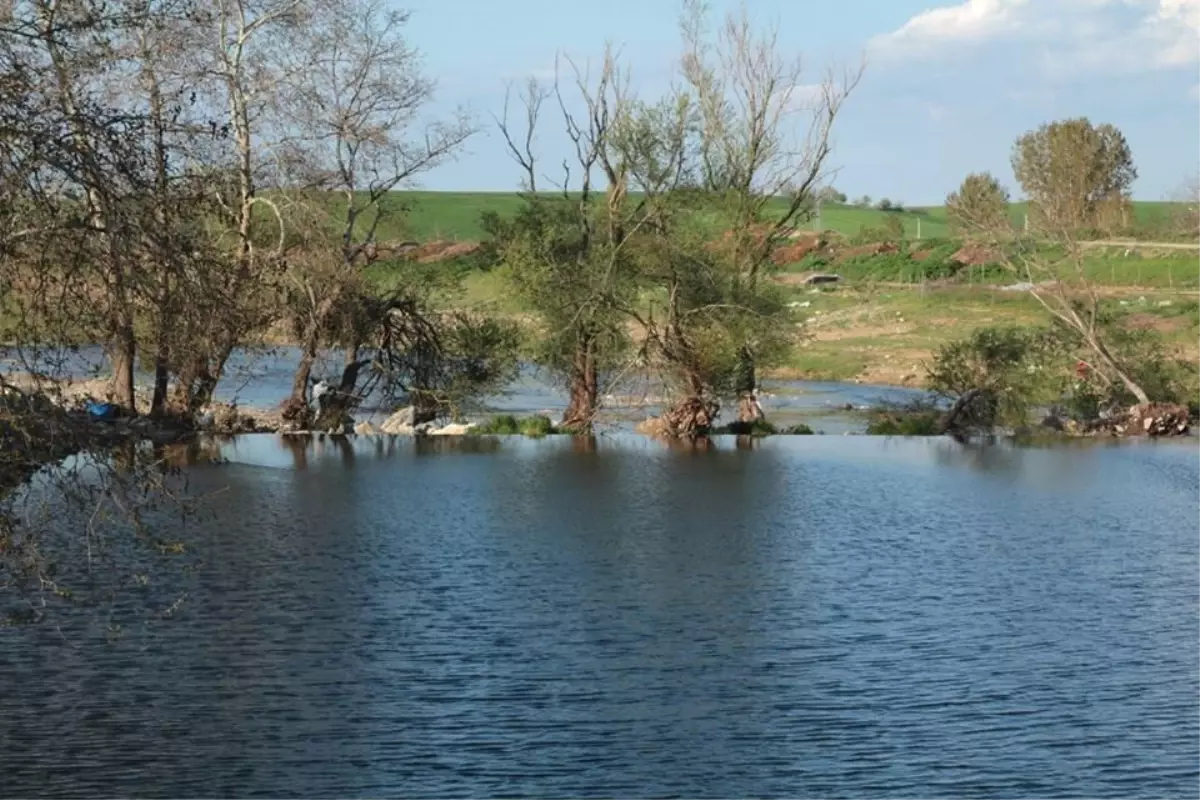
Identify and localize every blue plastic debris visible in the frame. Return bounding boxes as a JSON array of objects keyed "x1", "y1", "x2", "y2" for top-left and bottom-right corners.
[{"x1": 85, "y1": 401, "x2": 117, "y2": 420}]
